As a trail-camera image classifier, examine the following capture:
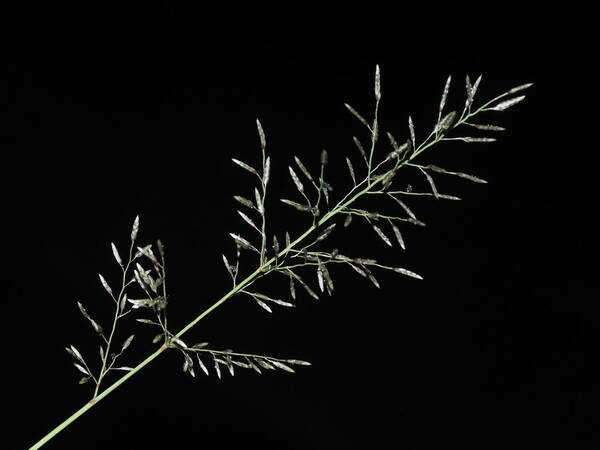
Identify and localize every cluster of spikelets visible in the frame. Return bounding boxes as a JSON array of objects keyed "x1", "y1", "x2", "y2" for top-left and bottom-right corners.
[{"x1": 65, "y1": 66, "x2": 532, "y2": 390}]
